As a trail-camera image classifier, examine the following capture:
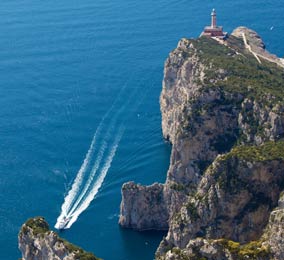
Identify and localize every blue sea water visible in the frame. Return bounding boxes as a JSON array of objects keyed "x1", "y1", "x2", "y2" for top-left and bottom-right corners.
[{"x1": 0, "y1": 0, "x2": 283, "y2": 259}]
